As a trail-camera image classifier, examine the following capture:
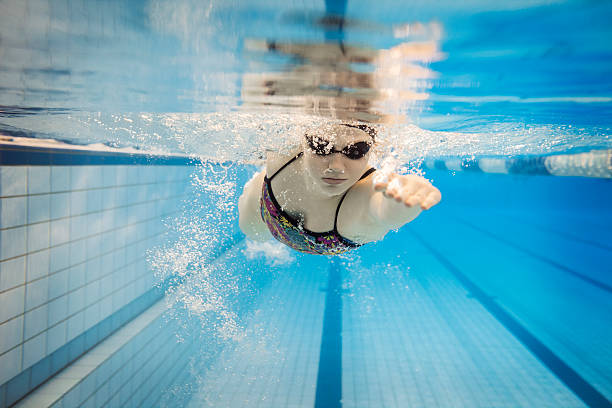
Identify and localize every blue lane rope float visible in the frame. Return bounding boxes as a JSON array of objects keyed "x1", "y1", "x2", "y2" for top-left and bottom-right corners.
[{"x1": 423, "y1": 149, "x2": 612, "y2": 179}]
